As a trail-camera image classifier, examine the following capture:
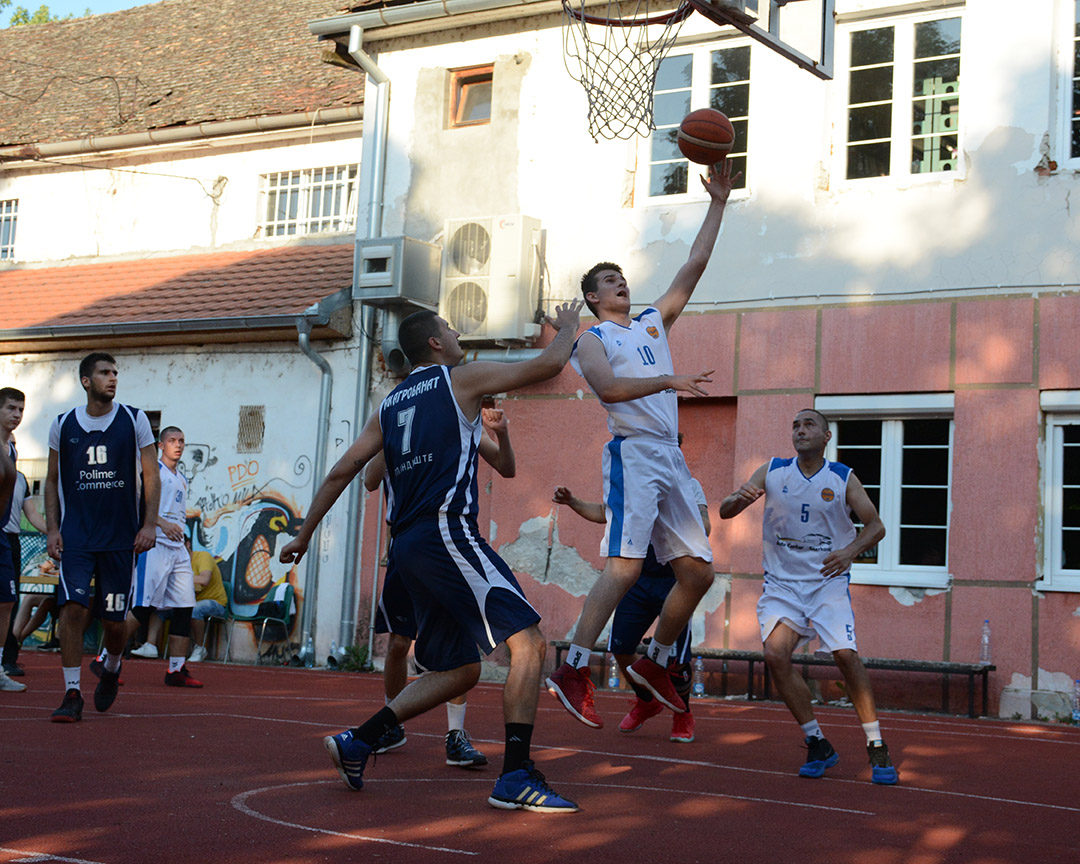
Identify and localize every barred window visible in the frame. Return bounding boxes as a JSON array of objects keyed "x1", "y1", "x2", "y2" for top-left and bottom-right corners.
[{"x1": 258, "y1": 166, "x2": 359, "y2": 237}]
